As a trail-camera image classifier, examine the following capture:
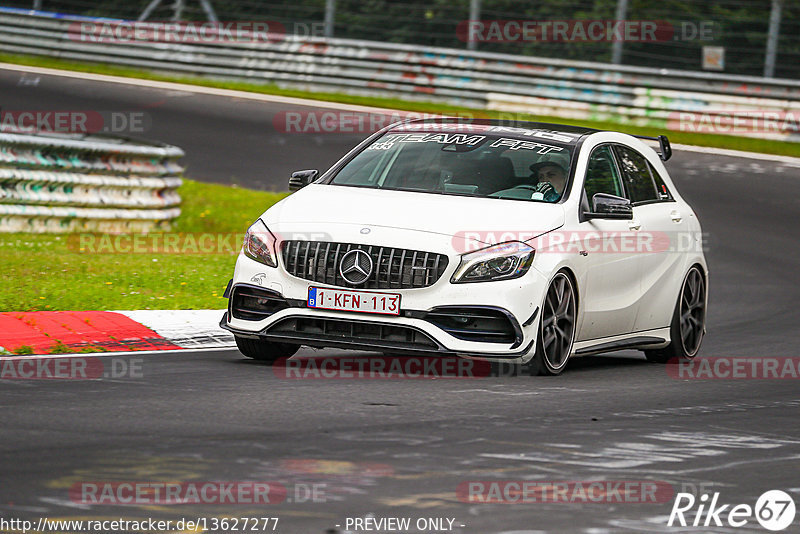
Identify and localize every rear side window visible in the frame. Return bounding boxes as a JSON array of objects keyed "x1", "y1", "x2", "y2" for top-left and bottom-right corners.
[
  {"x1": 584, "y1": 145, "x2": 624, "y2": 201},
  {"x1": 614, "y1": 145, "x2": 658, "y2": 204},
  {"x1": 648, "y1": 161, "x2": 674, "y2": 201}
]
